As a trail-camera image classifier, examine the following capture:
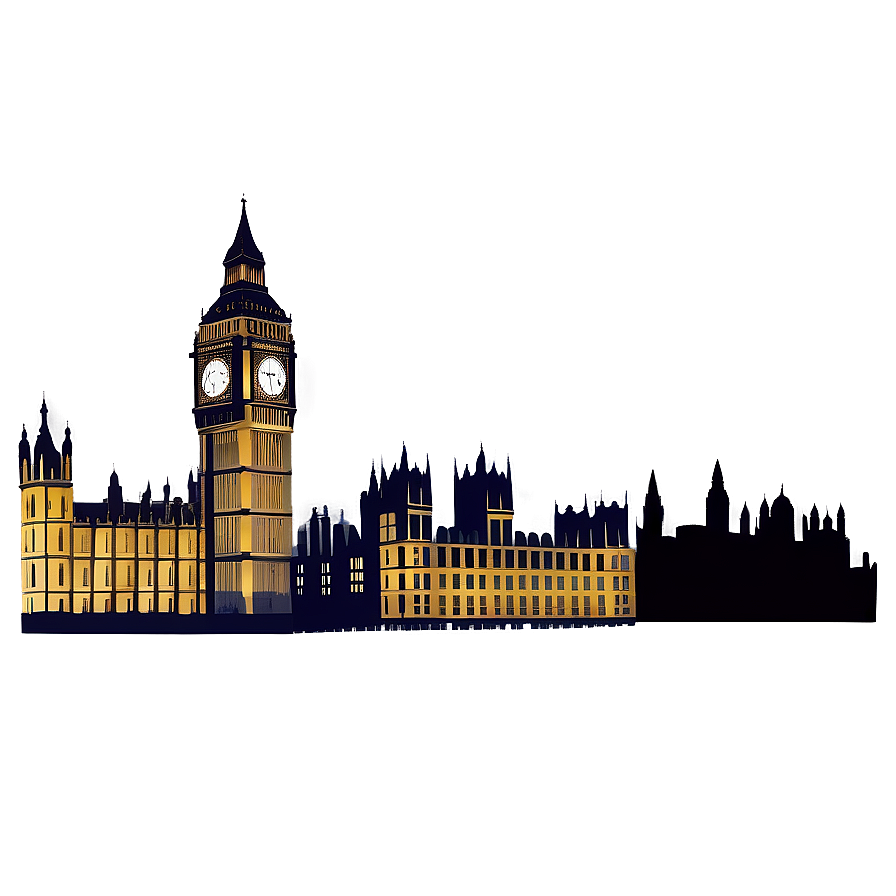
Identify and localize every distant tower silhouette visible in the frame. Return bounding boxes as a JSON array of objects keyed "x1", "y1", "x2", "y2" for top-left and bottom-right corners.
[
  {"x1": 705, "y1": 459, "x2": 729, "y2": 534},
  {"x1": 642, "y1": 470, "x2": 664, "y2": 539},
  {"x1": 757, "y1": 494, "x2": 770, "y2": 535},
  {"x1": 769, "y1": 486, "x2": 795, "y2": 542},
  {"x1": 837, "y1": 504, "x2": 845, "y2": 536},
  {"x1": 740, "y1": 502, "x2": 750, "y2": 536}
]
